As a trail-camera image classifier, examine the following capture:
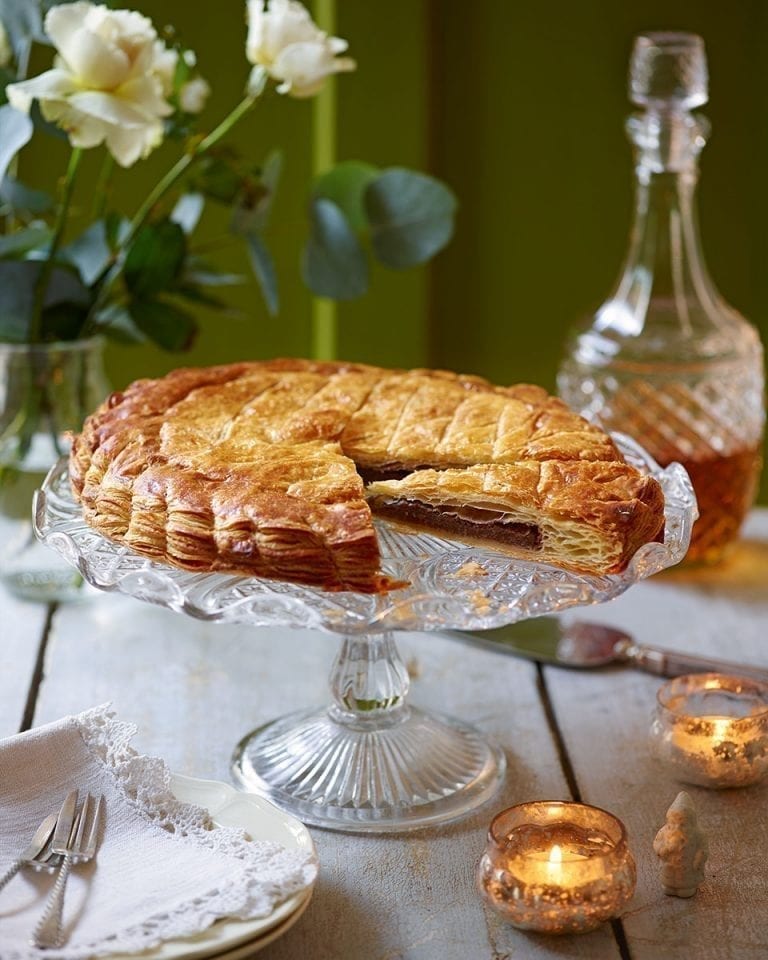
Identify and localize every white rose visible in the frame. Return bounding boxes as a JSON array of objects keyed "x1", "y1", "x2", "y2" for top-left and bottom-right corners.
[
  {"x1": 152, "y1": 39, "x2": 178, "y2": 98},
  {"x1": 246, "y1": 0, "x2": 355, "y2": 99},
  {"x1": 6, "y1": 2, "x2": 172, "y2": 167},
  {"x1": 179, "y1": 75, "x2": 211, "y2": 114},
  {"x1": 0, "y1": 20, "x2": 12, "y2": 68}
]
